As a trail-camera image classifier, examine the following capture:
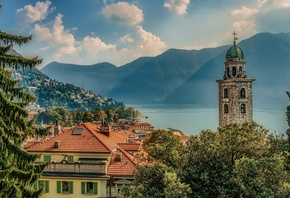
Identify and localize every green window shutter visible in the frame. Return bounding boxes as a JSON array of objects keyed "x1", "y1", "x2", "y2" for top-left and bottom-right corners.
[
  {"x1": 69, "y1": 181, "x2": 73, "y2": 194},
  {"x1": 81, "y1": 182, "x2": 85, "y2": 194},
  {"x1": 57, "y1": 181, "x2": 61, "y2": 193},
  {"x1": 93, "y1": 182, "x2": 98, "y2": 195},
  {"x1": 44, "y1": 155, "x2": 51, "y2": 162},
  {"x1": 45, "y1": 181, "x2": 49, "y2": 193},
  {"x1": 33, "y1": 182, "x2": 37, "y2": 190},
  {"x1": 68, "y1": 156, "x2": 74, "y2": 162}
]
